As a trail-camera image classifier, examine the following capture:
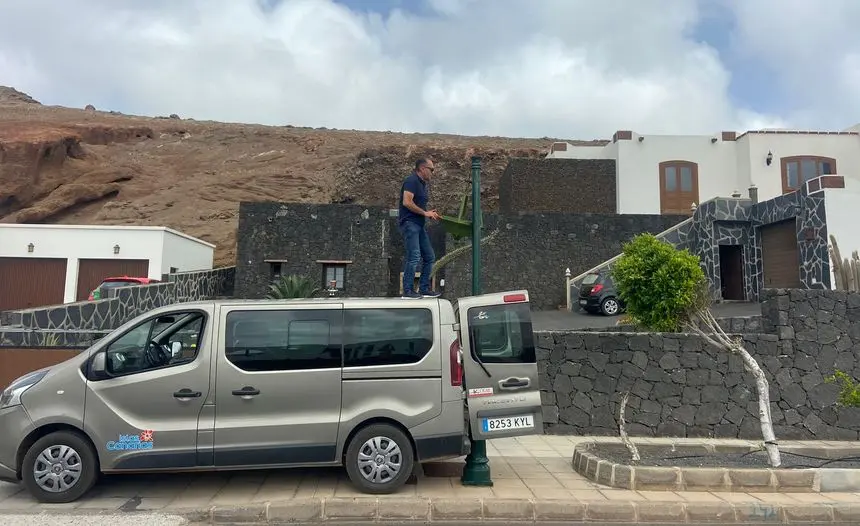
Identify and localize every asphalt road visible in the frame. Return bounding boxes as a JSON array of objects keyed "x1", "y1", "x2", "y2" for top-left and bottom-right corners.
[{"x1": 532, "y1": 301, "x2": 762, "y2": 331}]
